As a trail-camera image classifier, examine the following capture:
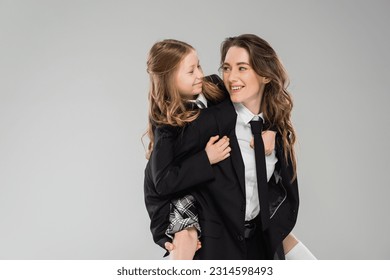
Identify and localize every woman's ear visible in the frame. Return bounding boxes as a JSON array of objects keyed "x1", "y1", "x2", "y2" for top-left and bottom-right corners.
[{"x1": 263, "y1": 77, "x2": 271, "y2": 84}]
